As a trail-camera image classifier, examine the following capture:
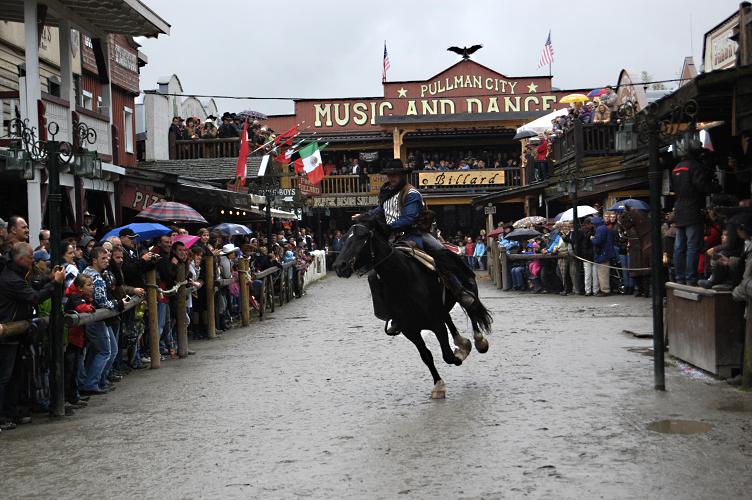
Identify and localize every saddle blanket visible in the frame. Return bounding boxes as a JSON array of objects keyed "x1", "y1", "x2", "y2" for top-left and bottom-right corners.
[{"x1": 395, "y1": 245, "x2": 436, "y2": 272}]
